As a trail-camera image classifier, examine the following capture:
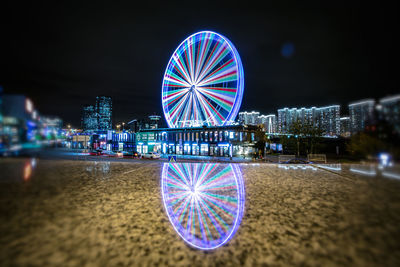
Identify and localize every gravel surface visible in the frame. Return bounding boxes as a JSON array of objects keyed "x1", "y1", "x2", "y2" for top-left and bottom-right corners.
[{"x1": 0, "y1": 158, "x2": 399, "y2": 266}]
